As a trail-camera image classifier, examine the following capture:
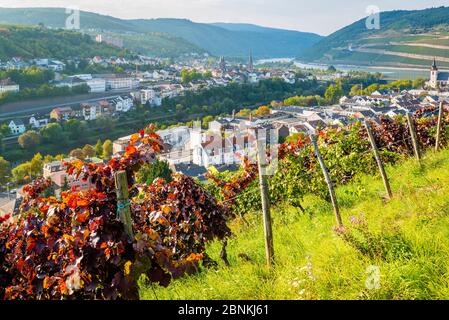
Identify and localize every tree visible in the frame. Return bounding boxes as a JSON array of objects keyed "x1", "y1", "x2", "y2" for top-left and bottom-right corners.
[
  {"x1": 202, "y1": 115, "x2": 215, "y2": 129},
  {"x1": 236, "y1": 109, "x2": 252, "y2": 117},
  {"x1": 30, "y1": 153, "x2": 44, "y2": 178},
  {"x1": 43, "y1": 180, "x2": 56, "y2": 198},
  {"x1": 413, "y1": 78, "x2": 426, "y2": 89},
  {"x1": 65, "y1": 119, "x2": 87, "y2": 140},
  {"x1": 102, "y1": 140, "x2": 113, "y2": 160},
  {"x1": 0, "y1": 156, "x2": 11, "y2": 185},
  {"x1": 255, "y1": 105, "x2": 271, "y2": 116},
  {"x1": 61, "y1": 176, "x2": 70, "y2": 192},
  {"x1": 40, "y1": 123, "x2": 64, "y2": 143},
  {"x1": 349, "y1": 84, "x2": 362, "y2": 96},
  {"x1": 327, "y1": 65, "x2": 337, "y2": 73},
  {"x1": 69, "y1": 148, "x2": 85, "y2": 159},
  {"x1": 136, "y1": 160, "x2": 173, "y2": 185},
  {"x1": 82, "y1": 144, "x2": 96, "y2": 158},
  {"x1": 10, "y1": 153, "x2": 42, "y2": 182},
  {"x1": 95, "y1": 139, "x2": 103, "y2": 157},
  {"x1": 0, "y1": 123, "x2": 10, "y2": 136},
  {"x1": 18, "y1": 130, "x2": 41, "y2": 149},
  {"x1": 95, "y1": 115, "x2": 116, "y2": 132},
  {"x1": 325, "y1": 81, "x2": 344, "y2": 104},
  {"x1": 12, "y1": 163, "x2": 32, "y2": 183}
]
